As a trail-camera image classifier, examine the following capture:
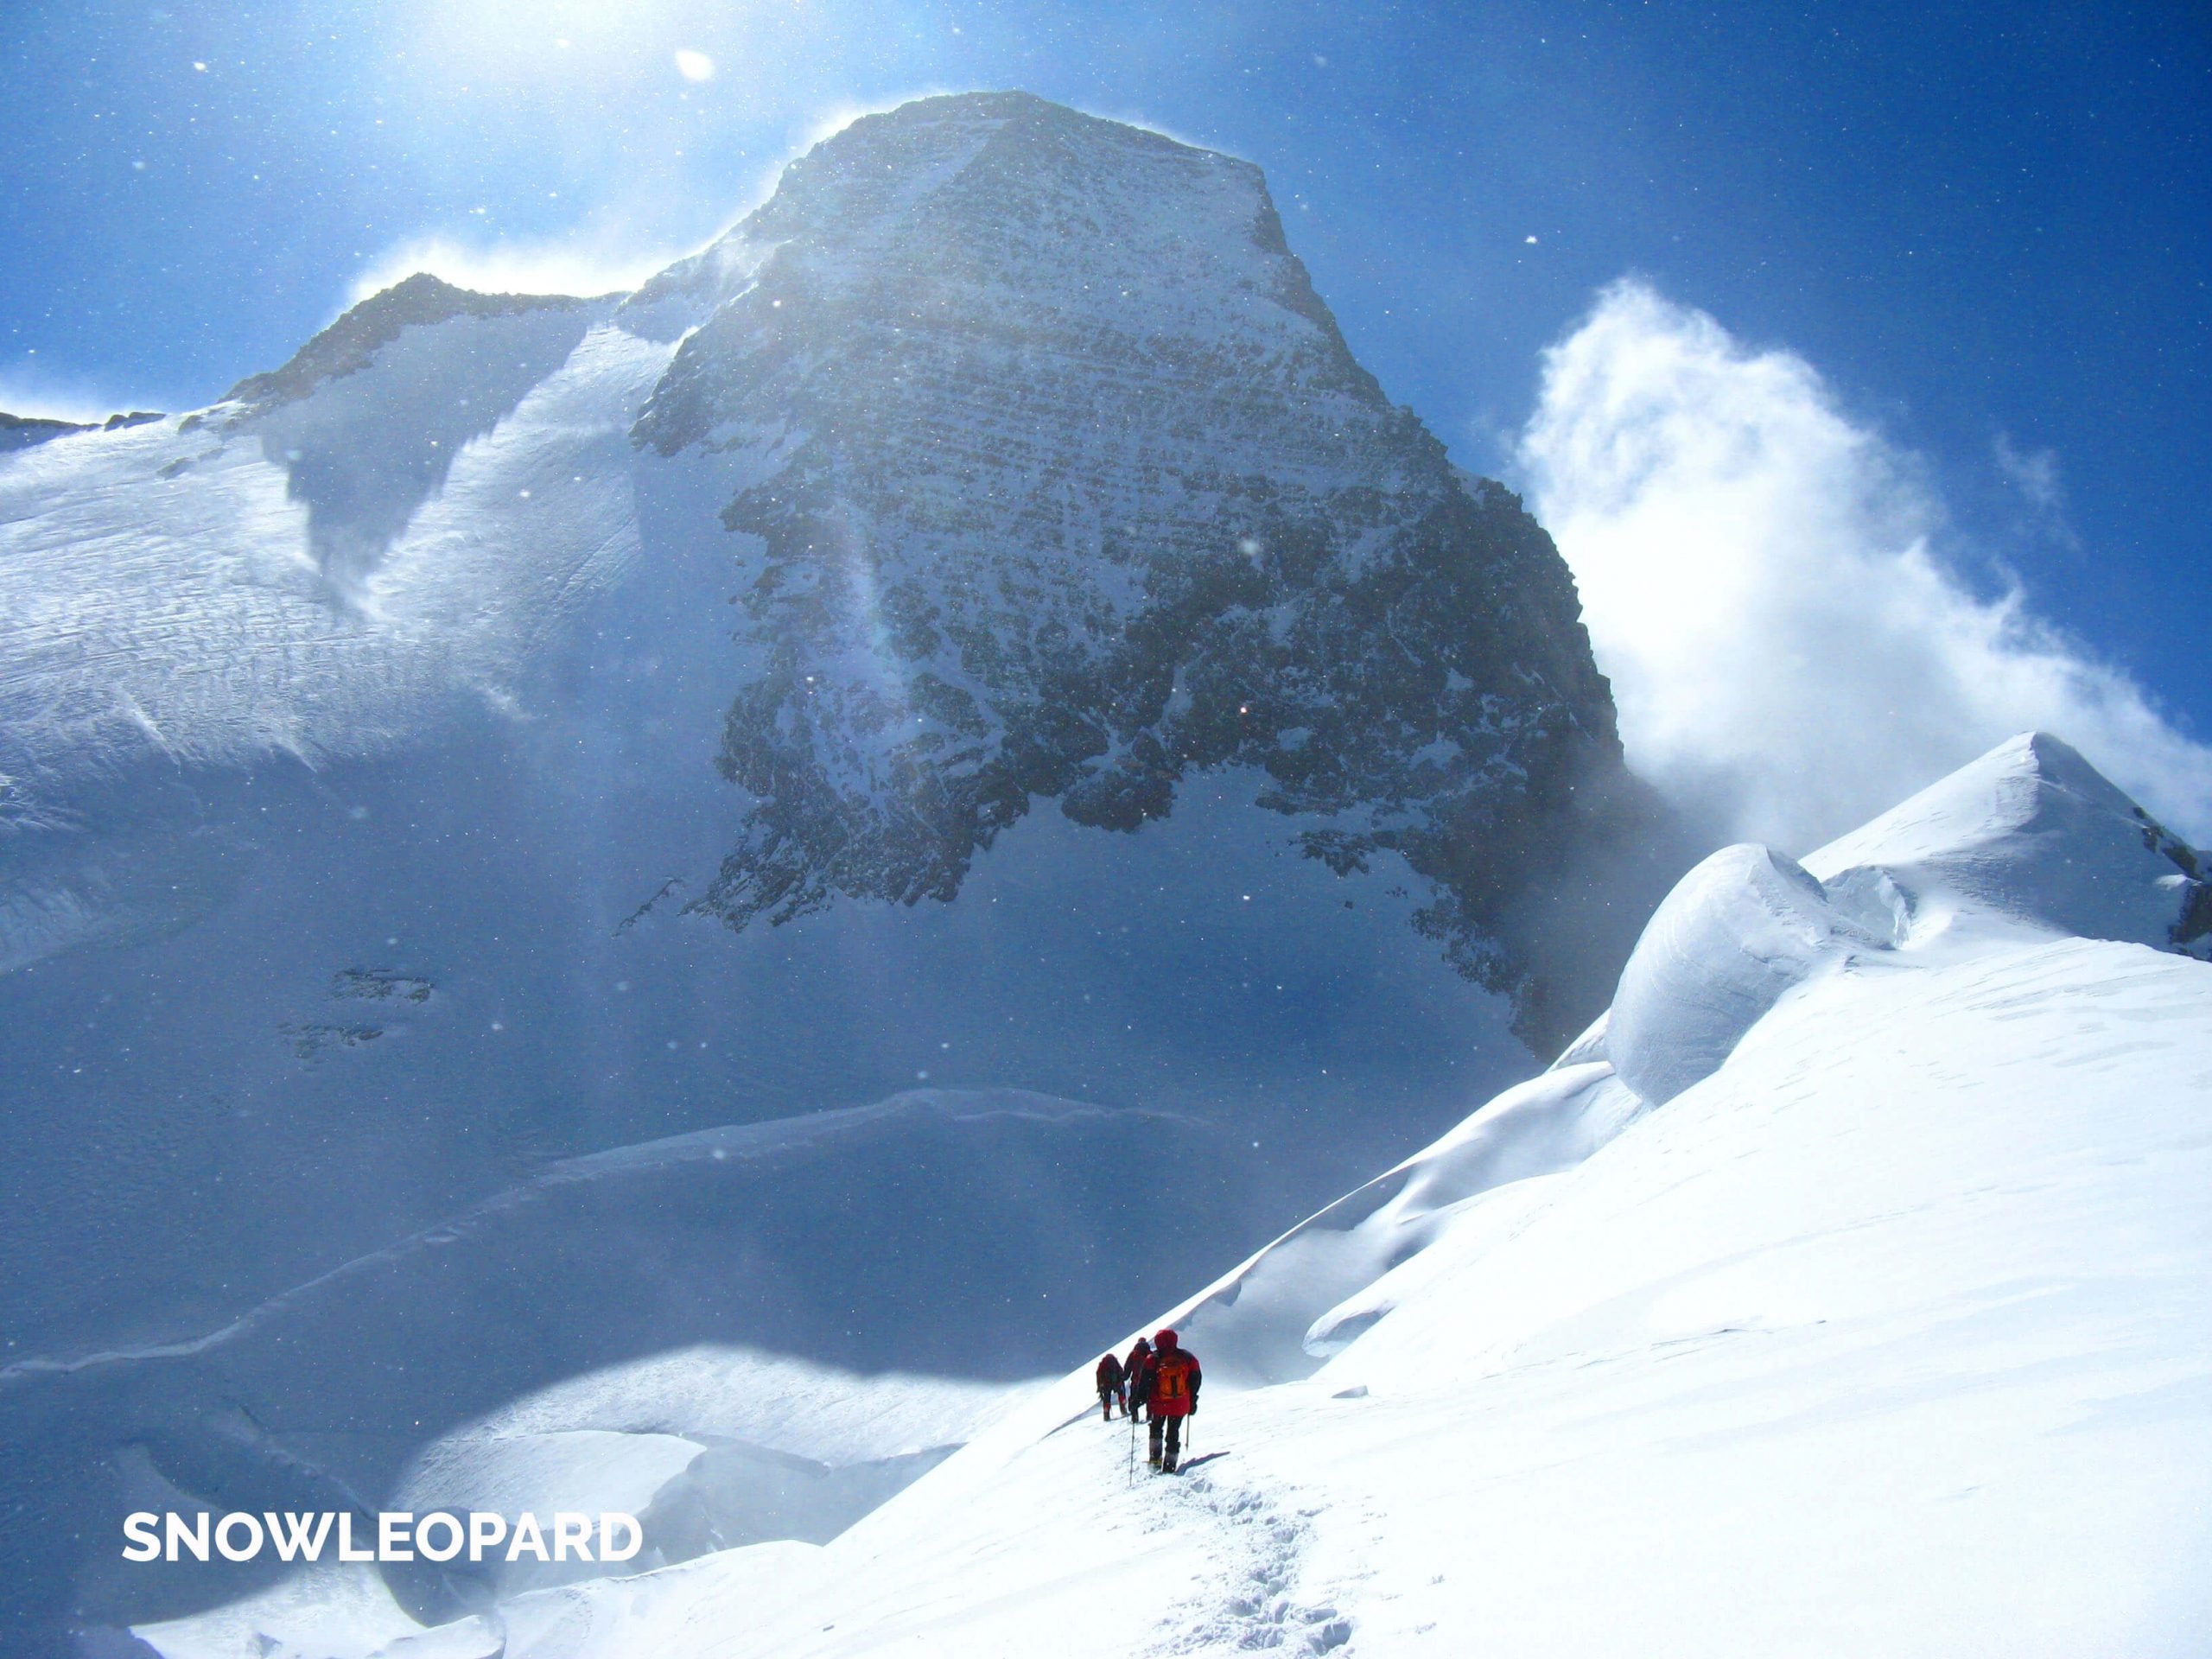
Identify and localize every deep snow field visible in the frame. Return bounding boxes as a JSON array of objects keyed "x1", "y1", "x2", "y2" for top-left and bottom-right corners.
[{"x1": 136, "y1": 734, "x2": 2212, "y2": 1657}]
